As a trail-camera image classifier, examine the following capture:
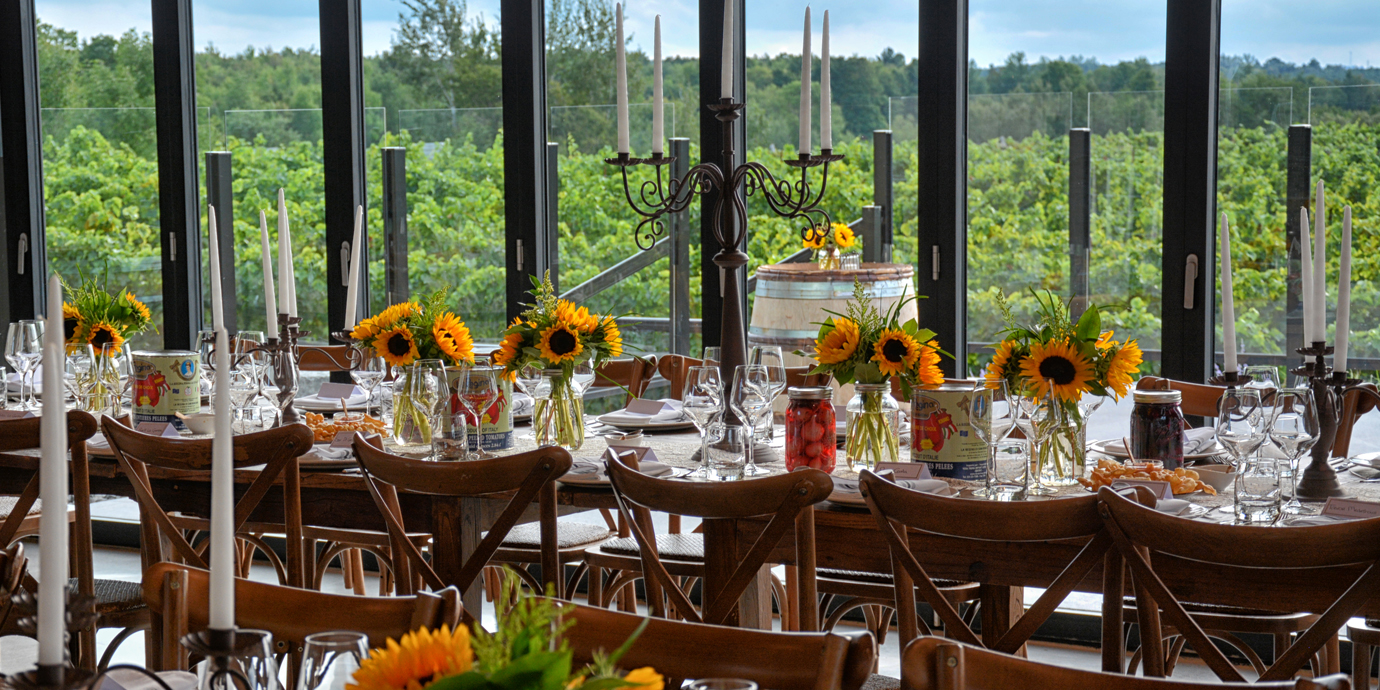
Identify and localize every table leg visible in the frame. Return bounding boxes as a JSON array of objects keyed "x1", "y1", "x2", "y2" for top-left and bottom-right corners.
[
  {"x1": 1102, "y1": 548, "x2": 1126, "y2": 673},
  {"x1": 429, "y1": 496, "x2": 475, "y2": 619},
  {"x1": 701, "y1": 518, "x2": 740, "y2": 626},
  {"x1": 979, "y1": 585, "x2": 1026, "y2": 657},
  {"x1": 738, "y1": 566, "x2": 773, "y2": 630}
]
